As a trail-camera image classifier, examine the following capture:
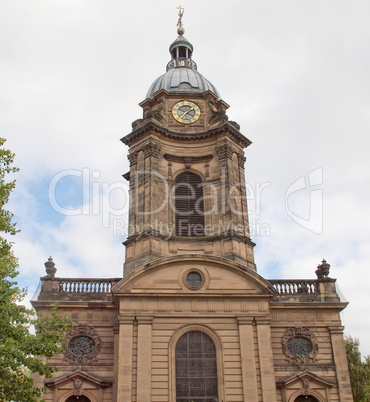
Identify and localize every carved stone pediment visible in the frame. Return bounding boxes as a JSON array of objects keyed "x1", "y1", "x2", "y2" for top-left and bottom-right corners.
[
  {"x1": 276, "y1": 369, "x2": 336, "y2": 400},
  {"x1": 45, "y1": 369, "x2": 112, "y2": 389}
]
